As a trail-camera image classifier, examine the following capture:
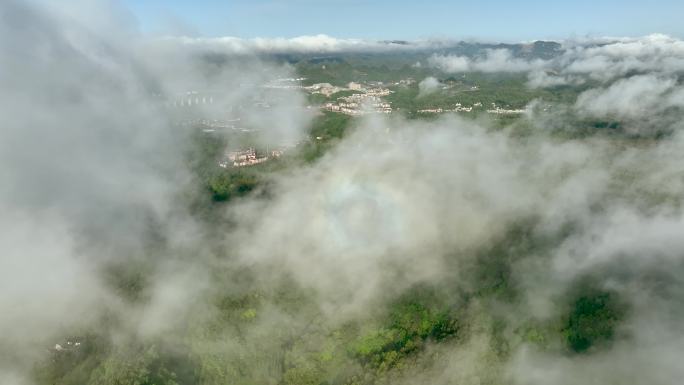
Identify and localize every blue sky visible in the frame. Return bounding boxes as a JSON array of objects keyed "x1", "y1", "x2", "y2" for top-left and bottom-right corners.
[{"x1": 123, "y1": 0, "x2": 684, "y2": 41}]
